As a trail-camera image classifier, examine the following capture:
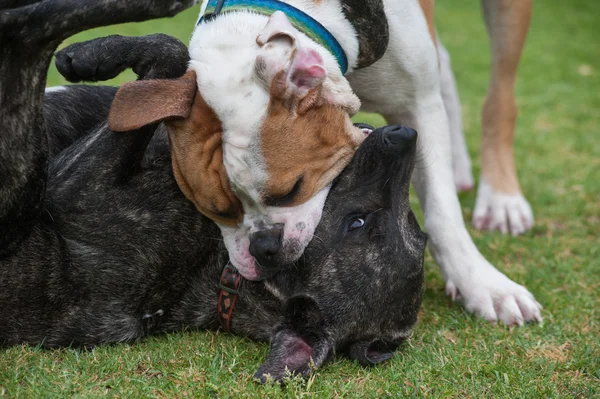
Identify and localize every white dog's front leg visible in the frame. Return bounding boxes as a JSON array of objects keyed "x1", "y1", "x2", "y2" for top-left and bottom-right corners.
[
  {"x1": 349, "y1": 0, "x2": 541, "y2": 325},
  {"x1": 385, "y1": 100, "x2": 542, "y2": 325}
]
